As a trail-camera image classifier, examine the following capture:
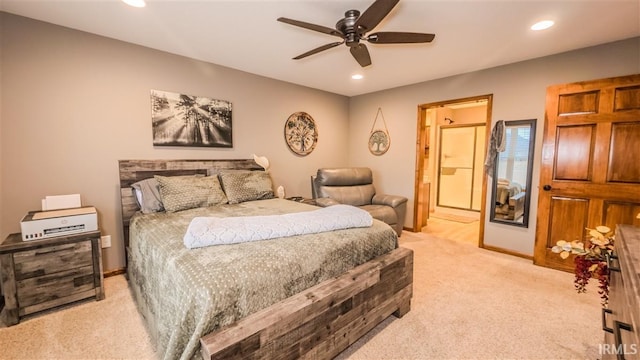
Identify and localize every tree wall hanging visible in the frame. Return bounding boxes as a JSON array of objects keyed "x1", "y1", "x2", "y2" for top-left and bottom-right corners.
[
  {"x1": 368, "y1": 107, "x2": 390, "y2": 155},
  {"x1": 284, "y1": 111, "x2": 318, "y2": 156}
]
